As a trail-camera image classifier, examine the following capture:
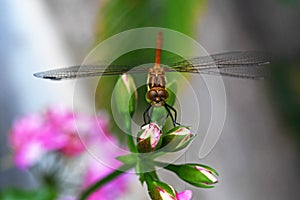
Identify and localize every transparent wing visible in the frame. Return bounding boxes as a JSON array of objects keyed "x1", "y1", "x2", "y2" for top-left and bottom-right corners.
[
  {"x1": 194, "y1": 65, "x2": 269, "y2": 79},
  {"x1": 33, "y1": 64, "x2": 146, "y2": 80},
  {"x1": 169, "y1": 51, "x2": 270, "y2": 79},
  {"x1": 34, "y1": 51, "x2": 271, "y2": 80}
]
